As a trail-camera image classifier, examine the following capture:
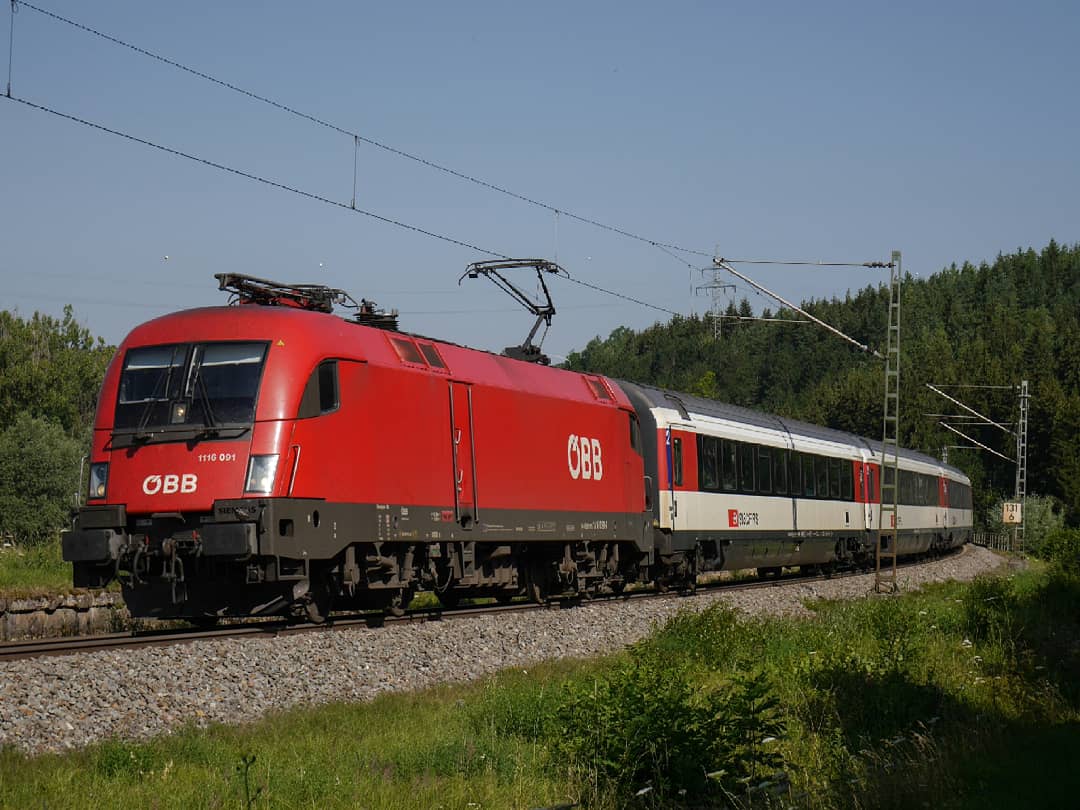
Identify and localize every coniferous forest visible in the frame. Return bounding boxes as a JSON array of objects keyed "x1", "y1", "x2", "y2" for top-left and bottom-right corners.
[{"x1": 565, "y1": 241, "x2": 1080, "y2": 525}]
